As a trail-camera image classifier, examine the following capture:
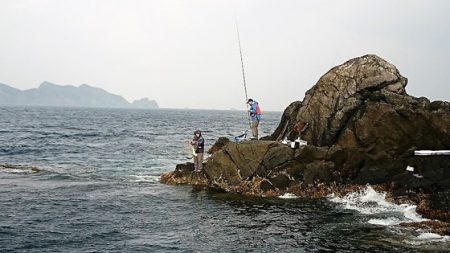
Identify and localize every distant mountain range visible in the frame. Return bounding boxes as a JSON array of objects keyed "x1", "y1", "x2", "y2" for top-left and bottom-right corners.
[{"x1": 0, "y1": 81, "x2": 159, "y2": 109}]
